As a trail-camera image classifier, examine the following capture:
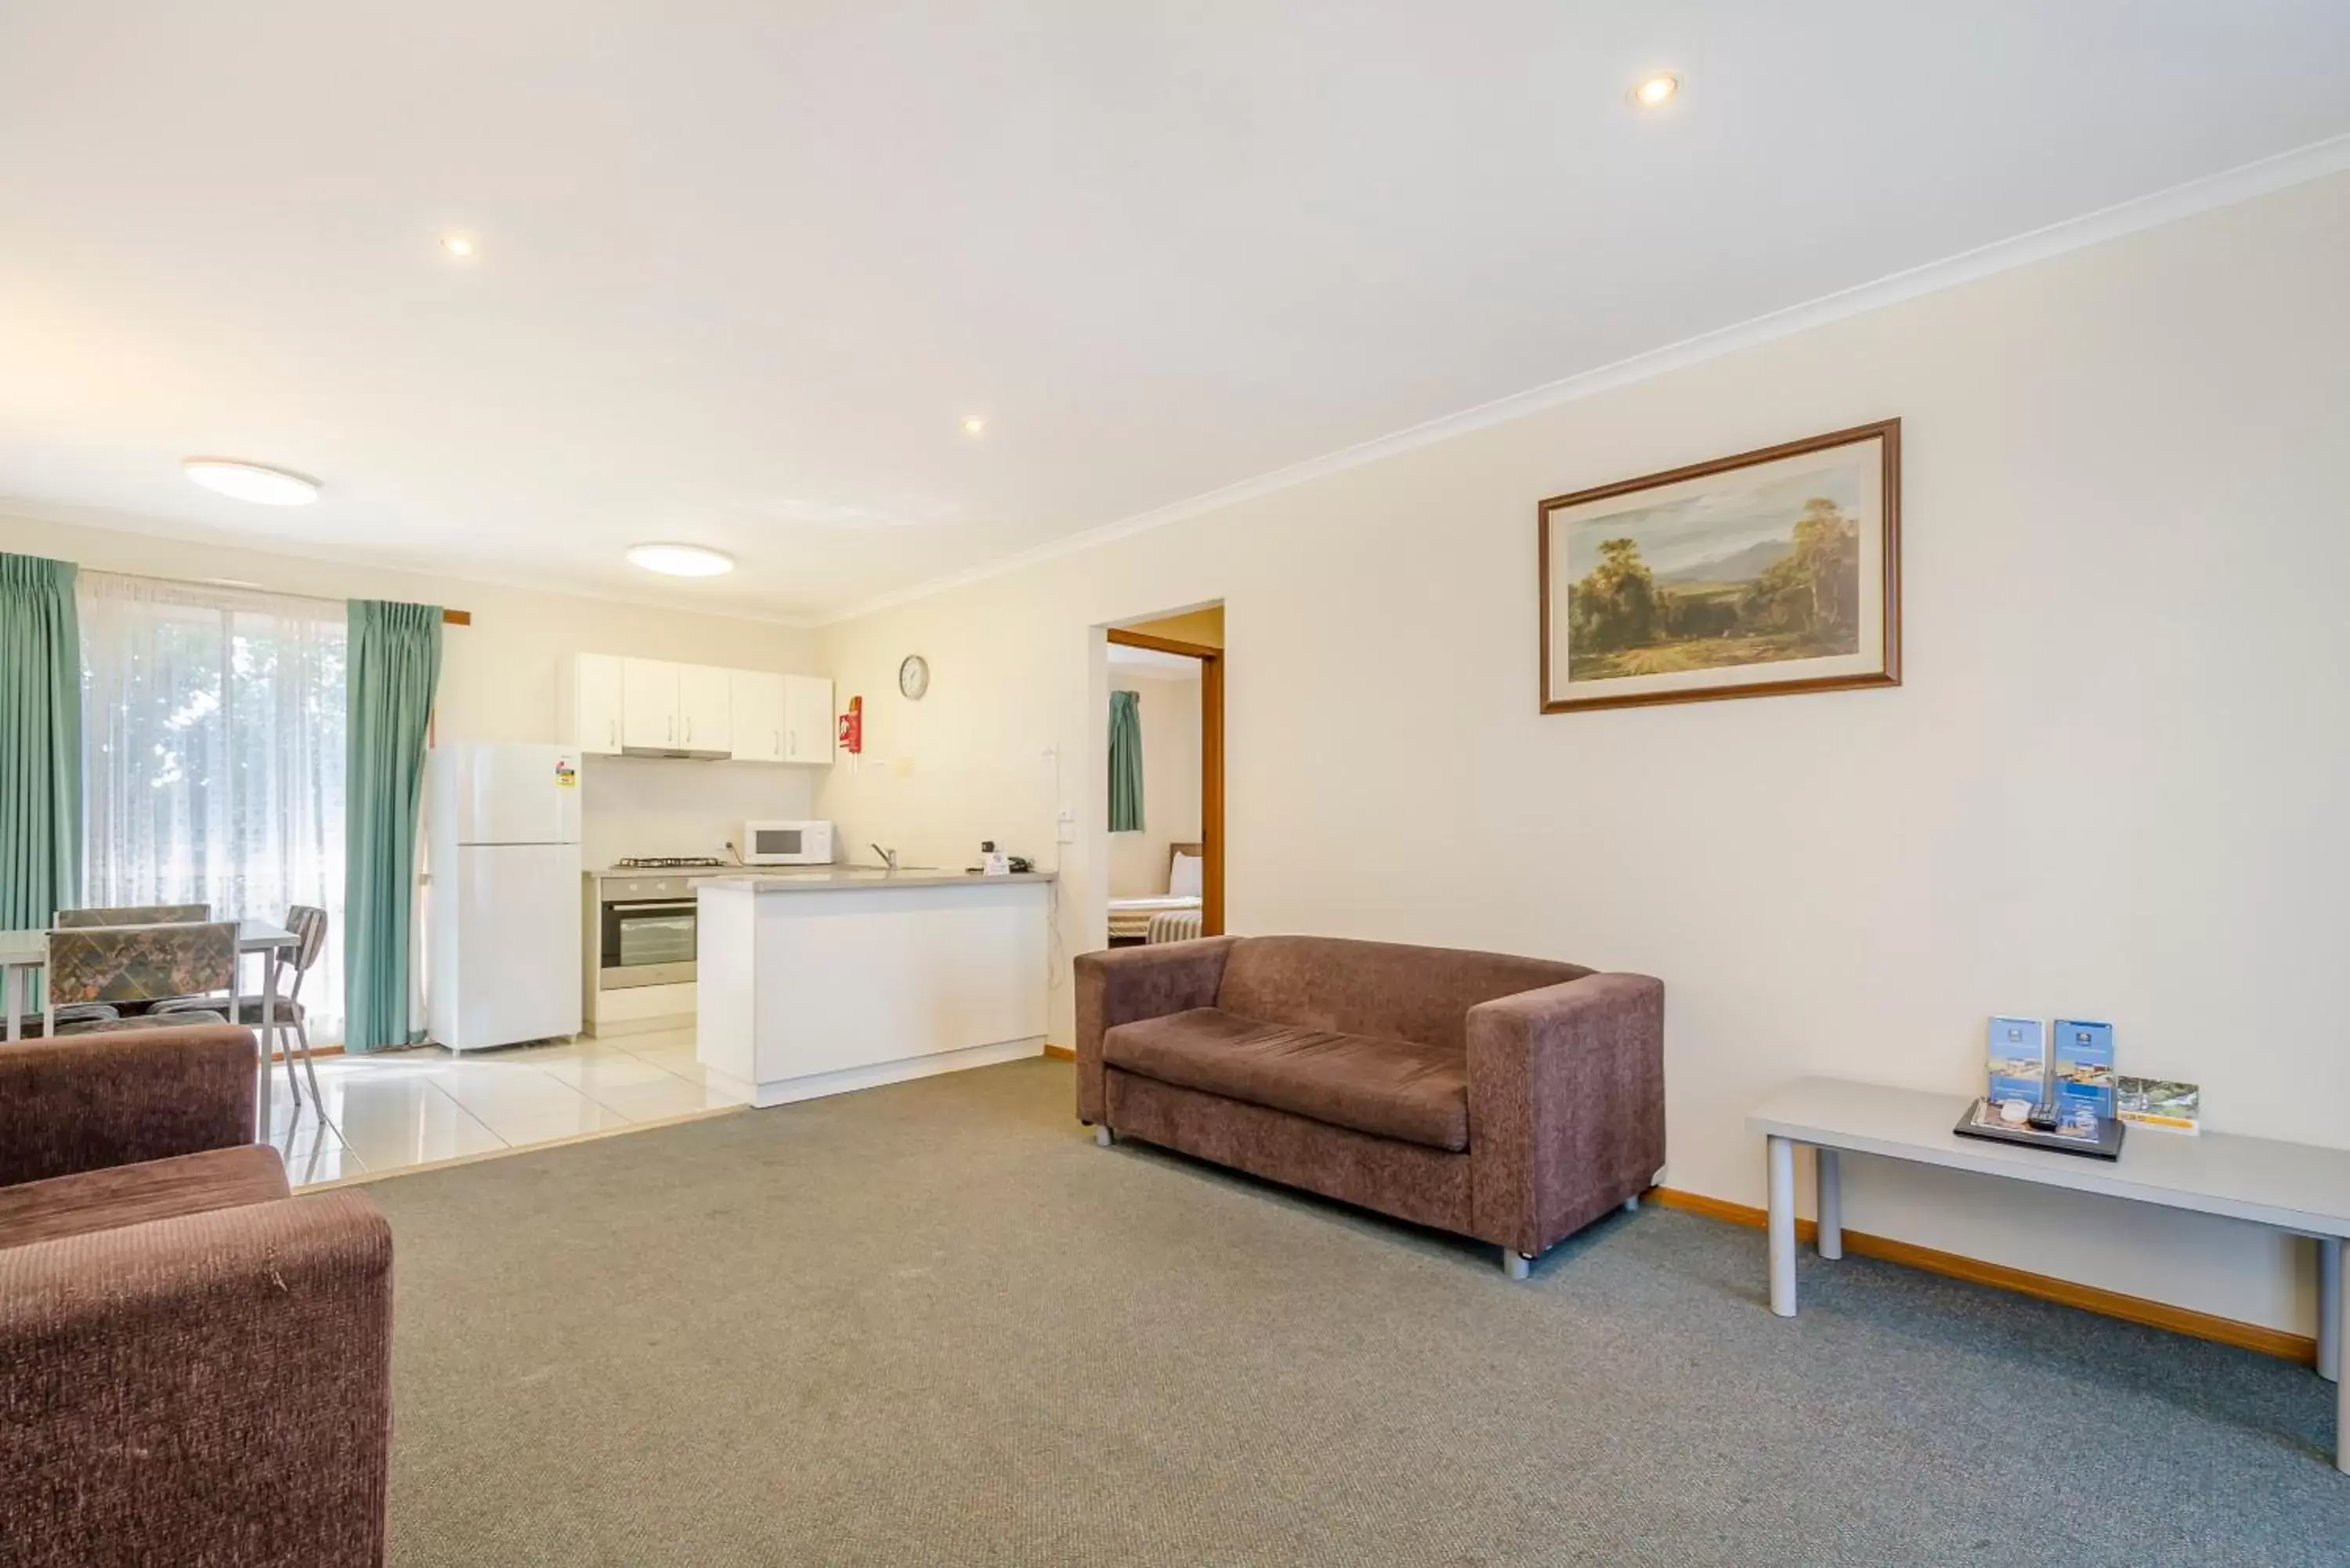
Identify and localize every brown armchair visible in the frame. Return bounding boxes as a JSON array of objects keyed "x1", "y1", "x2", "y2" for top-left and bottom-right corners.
[
  {"x1": 0, "y1": 1024, "x2": 394, "y2": 1567},
  {"x1": 1076, "y1": 935, "x2": 1665, "y2": 1275}
]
